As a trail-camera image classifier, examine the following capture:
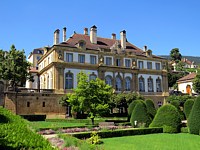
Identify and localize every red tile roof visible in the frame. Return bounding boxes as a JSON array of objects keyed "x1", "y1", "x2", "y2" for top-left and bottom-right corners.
[
  {"x1": 177, "y1": 72, "x2": 196, "y2": 82},
  {"x1": 57, "y1": 33, "x2": 164, "y2": 59}
]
